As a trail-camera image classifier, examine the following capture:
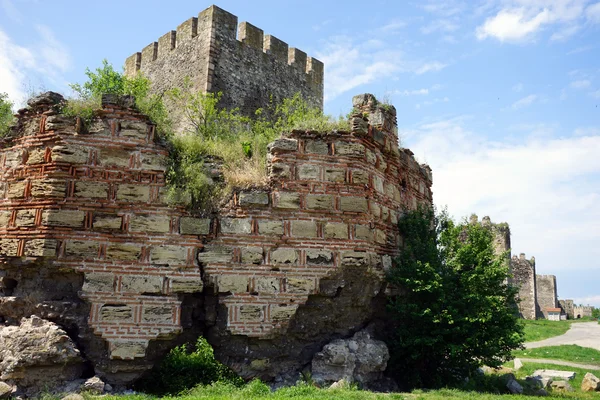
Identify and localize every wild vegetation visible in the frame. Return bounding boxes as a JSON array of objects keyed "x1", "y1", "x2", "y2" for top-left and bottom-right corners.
[
  {"x1": 521, "y1": 319, "x2": 575, "y2": 342},
  {"x1": 513, "y1": 345, "x2": 600, "y2": 366},
  {"x1": 0, "y1": 92, "x2": 14, "y2": 137},
  {"x1": 386, "y1": 208, "x2": 524, "y2": 389}
]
